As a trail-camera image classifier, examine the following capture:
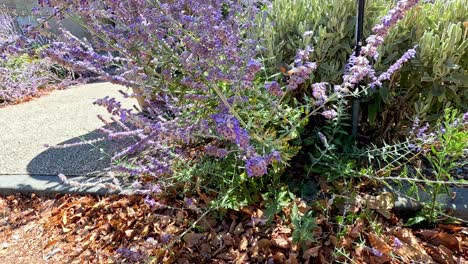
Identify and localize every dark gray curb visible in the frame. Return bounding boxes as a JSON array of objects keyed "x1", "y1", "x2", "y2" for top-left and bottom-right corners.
[
  {"x1": 0, "y1": 175, "x2": 128, "y2": 196},
  {"x1": 1, "y1": 175, "x2": 466, "y2": 222},
  {"x1": 391, "y1": 186, "x2": 468, "y2": 221}
]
